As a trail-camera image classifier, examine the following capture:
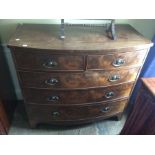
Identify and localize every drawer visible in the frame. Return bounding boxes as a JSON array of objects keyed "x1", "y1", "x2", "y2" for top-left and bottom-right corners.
[
  {"x1": 13, "y1": 50, "x2": 84, "y2": 71},
  {"x1": 87, "y1": 50, "x2": 147, "y2": 70},
  {"x1": 23, "y1": 82, "x2": 133, "y2": 105},
  {"x1": 19, "y1": 67, "x2": 140, "y2": 89},
  {"x1": 26, "y1": 99, "x2": 128, "y2": 122}
]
